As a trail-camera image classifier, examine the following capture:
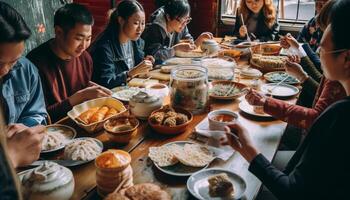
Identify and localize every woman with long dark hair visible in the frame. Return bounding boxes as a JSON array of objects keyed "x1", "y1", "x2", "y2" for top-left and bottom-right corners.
[
  {"x1": 90, "y1": 0, "x2": 153, "y2": 88},
  {"x1": 233, "y1": 0, "x2": 279, "y2": 41}
]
